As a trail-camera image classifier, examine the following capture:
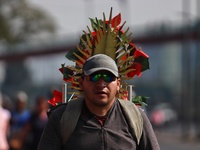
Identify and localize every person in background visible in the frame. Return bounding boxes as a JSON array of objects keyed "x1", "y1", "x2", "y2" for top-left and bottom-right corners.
[
  {"x1": 0, "y1": 92, "x2": 11, "y2": 150},
  {"x1": 20, "y1": 96, "x2": 49, "y2": 150},
  {"x1": 9, "y1": 91, "x2": 31, "y2": 150}
]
